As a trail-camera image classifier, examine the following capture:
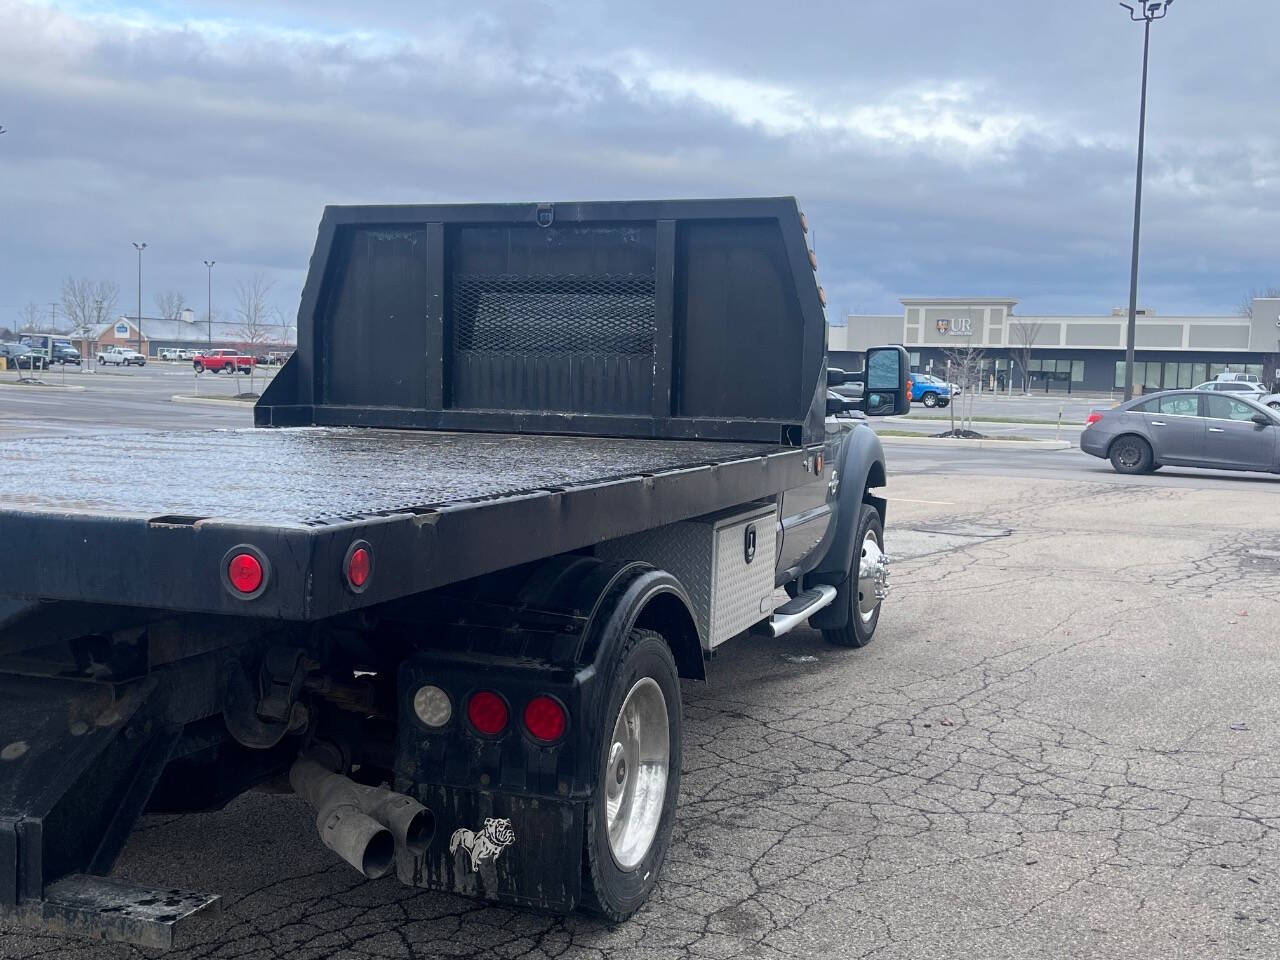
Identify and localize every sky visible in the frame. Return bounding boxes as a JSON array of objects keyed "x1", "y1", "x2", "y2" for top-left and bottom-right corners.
[{"x1": 1, "y1": 0, "x2": 1277, "y2": 331}]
